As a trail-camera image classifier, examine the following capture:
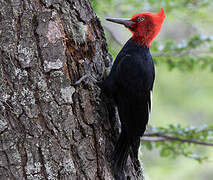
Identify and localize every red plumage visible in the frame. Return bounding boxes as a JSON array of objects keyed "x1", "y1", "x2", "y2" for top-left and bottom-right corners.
[{"x1": 129, "y1": 8, "x2": 166, "y2": 47}]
